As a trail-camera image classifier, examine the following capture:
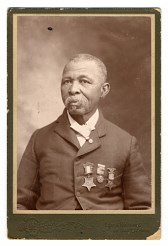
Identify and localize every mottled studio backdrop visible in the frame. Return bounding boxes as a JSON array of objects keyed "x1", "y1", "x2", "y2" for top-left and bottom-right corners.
[{"x1": 17, "y1": 16, "x2": 151, "y2": 178}]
